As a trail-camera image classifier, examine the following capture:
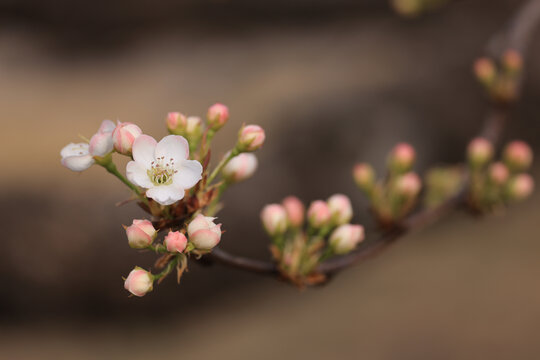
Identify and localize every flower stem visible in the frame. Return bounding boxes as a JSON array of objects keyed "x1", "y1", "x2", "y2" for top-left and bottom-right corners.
[
  {"x1": 153, "y1": 255, "x2": 179, "y2": 281},
  {"x1": 207, "y1": 148, "x2": 239, "y2": 185}
]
